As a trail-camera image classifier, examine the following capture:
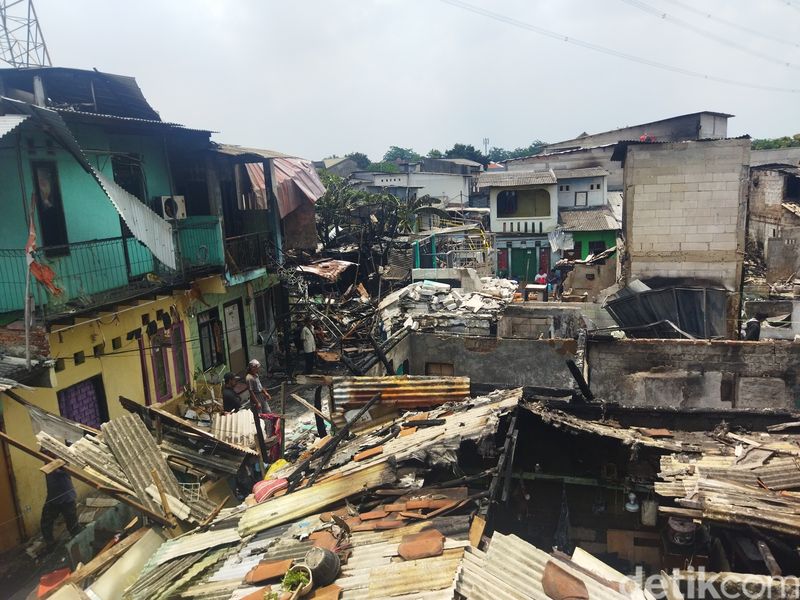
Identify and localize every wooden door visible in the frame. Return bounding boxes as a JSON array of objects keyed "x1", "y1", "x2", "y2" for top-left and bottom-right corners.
[{"x1": 223, "y1": 300, "x2": 248, "y2": 373}]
